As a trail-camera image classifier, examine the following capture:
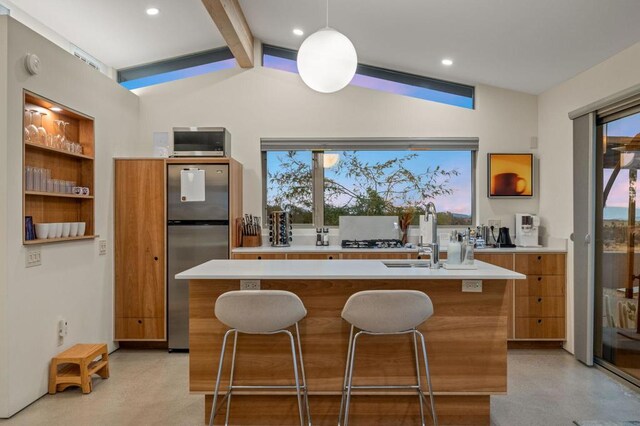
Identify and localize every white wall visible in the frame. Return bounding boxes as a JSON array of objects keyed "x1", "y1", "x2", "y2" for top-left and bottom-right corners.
[
  {"x1": 134, "y1": 42, "x2": 539, "y2": 230},
  {"x1": 0, "y1": 17, "x2": 139, "y2": 417},
  {"x1": 538, "y1": 41, "x2": 640, "y2": 354},
  {"x1": 0, "y1": 15, "x2": 10, "y2": 418}
]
